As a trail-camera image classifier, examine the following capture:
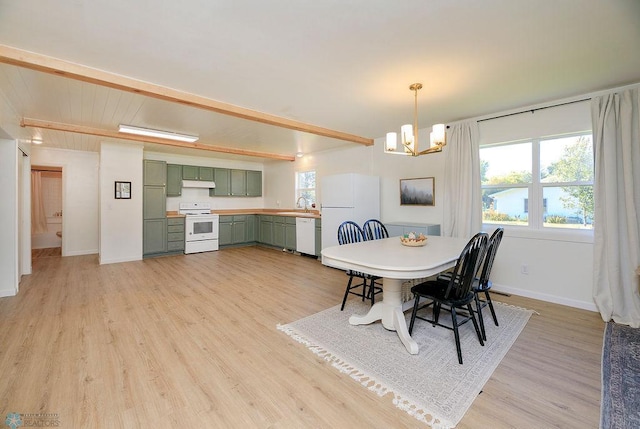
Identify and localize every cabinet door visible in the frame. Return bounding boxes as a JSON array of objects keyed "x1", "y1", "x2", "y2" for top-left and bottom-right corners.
[
  {"x1": 199, "y1": 167, "x2": 214, "y2": 181},
  {"x1": 143, "y1": 186, "x2": 166, "y2": 219},
  {"x1": 246, "y1": 215, "x2": 256, "y2": 242},
  {"x1": 166, "y1": 164, "x2": 183, "y2": 197},
  {"x1": 230, "y1": 169, "x2": 247, "y2": 196},
  {"x1": 143, "y1": 219, "x2": 167, "y2": 255},
  {"x1": 246, "y1": 170, "x2": 262, "y2": 197},
  {"x1": 182, "y1": 165, "x2": 199, "y2": 180},
  {"x1": 260, "y1": 218, "x2": 273, "y2": 245},
  {"x1": 218, "y1": 222, "x2": 233, "y2": 245},
  {"x1": 315, "y1": 221, "x2": 322, "y2": 256},
  {"x1": 144, "y1": 160, "x2": 166, "y2": 186},
  {"x1": 285, "y1": 223, "x2": 296, "y2": 250},
  {"x1": 212, "y1": 168, "x2": 231, "y2": 196},
  {"x1": 232, "y1": 221, "x2": 246, "y2": 244},
  {"x1": 273, "y1": 222, "x2": 285, "y2": 248}
]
